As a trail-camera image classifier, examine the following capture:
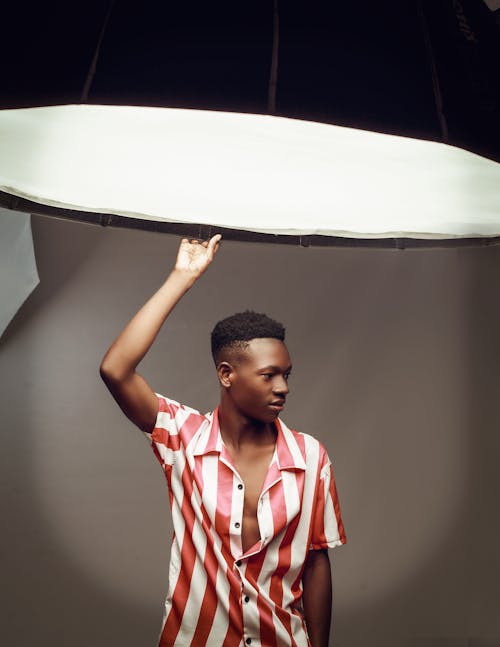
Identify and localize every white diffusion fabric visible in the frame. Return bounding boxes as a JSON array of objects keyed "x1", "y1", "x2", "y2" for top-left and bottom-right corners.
[
  {"x1": 0, "y1": 104, "x2": 499, "y2": 239},
  {"x1": 0, "y1": 208, "x2": 39, "y2": 338}
]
